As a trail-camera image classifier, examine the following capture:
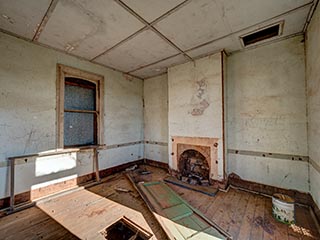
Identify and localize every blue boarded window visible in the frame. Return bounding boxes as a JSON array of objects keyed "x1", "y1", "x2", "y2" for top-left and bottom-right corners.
[{"x1": 64, "y1": 78, "x2": 97, "y2": 147}]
